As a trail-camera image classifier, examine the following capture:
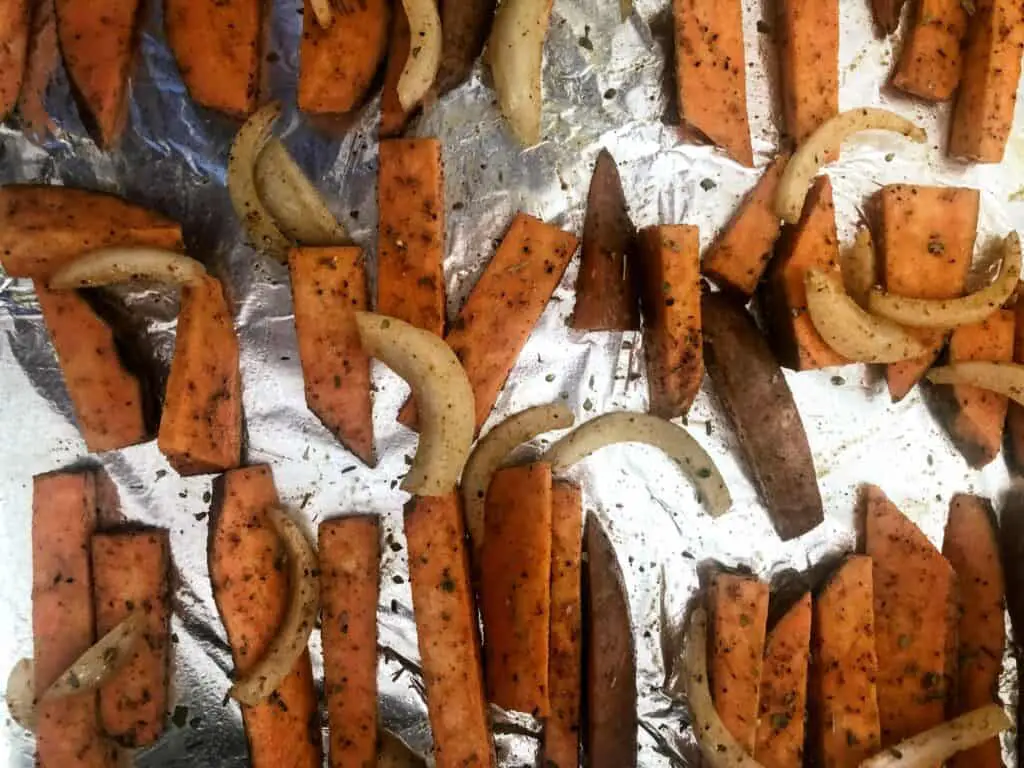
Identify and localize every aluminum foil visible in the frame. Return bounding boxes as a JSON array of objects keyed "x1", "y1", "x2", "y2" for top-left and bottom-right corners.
[{"x1": 2, "y1": 0, "x2": 1024, "y2": 764}]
